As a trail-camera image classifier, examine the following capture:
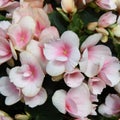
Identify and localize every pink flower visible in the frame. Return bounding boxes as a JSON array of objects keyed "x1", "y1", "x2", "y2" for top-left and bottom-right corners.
[
  {"x1": 98, "y1": 12, "x2": 117, "y2": 28},
  {"x1": 43, "y1": 30, "x2": 80, "y2": 76},
  {"x1": 98, "y1": 94, "x2": 120, "y2": 117},
  {"x1": 9, "y1": 51, "x2": 45, "y2": 97},
  {"x1": 95, "y1": 0, "x2": 117, "y2": 10},
  {"x1": 0, "y1": 77, "x2": 22, "y2": 105},
  {"x1": 98, "y1": 56, "x2": 120, "y2": 87},
  {"x1": 64, "y1": 68, "x2": 85, "y2": 88},
  {"x1": 52, "y1": 83, "x2": 93, "y2": 118},
  {"x1": 8, "y1": 16, "x2": 35, "y2": 51},
  {"x1": 79, "y1": 33, "x2": 111, "y2": 77},
  {"x1": 26, "y1": 26, "x2": 59, "y2": 73},
  {"x1": 0, "y1": 36, "x2": 12, "y2": 65},
  {"x1": 88, "y1": 77, "x2": 106, "y2": 95}
]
